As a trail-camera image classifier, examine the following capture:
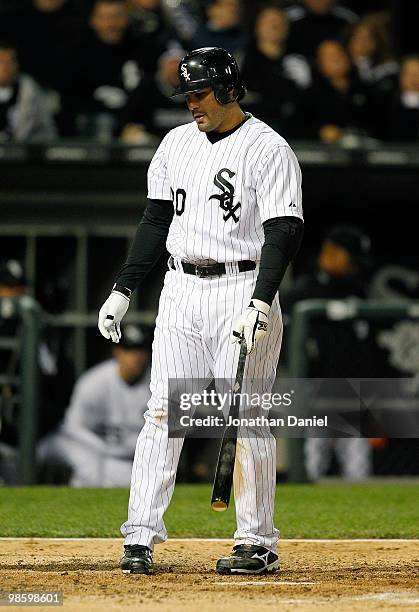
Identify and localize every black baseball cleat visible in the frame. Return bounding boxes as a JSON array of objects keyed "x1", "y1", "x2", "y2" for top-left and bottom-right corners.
[
  {"x1": 216, "y1": 544, "x2": 279, "y2": 575},
  {"x1": 120, "y1": 545, "x2": 153, "y2": 574}
]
